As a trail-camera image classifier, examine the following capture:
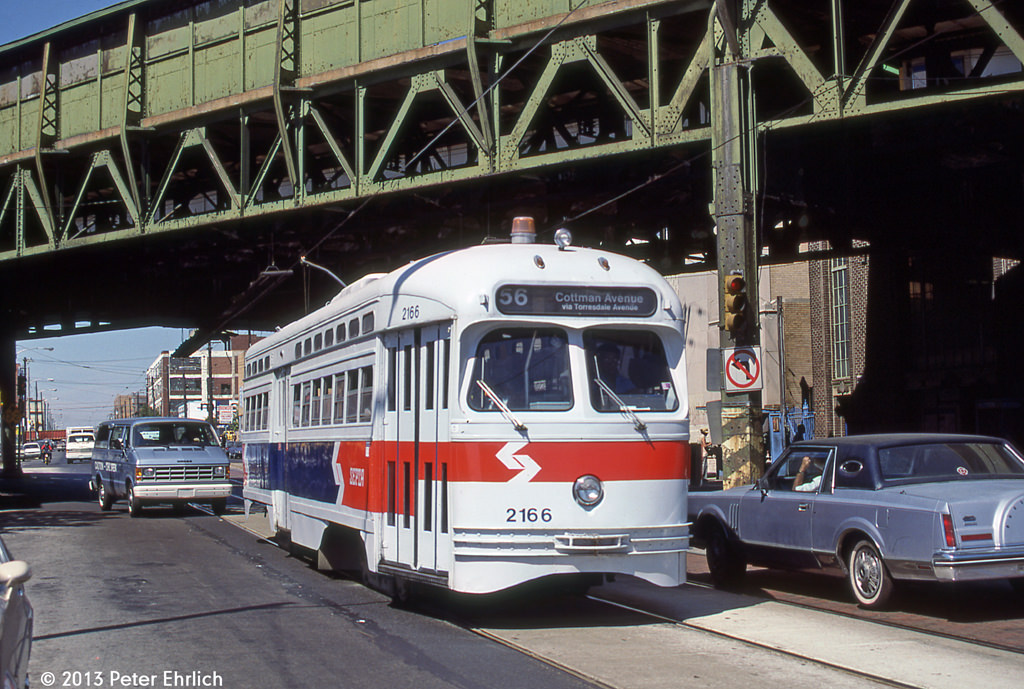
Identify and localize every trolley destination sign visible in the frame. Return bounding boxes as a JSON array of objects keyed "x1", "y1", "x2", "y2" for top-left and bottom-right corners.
[{"x1": 496, "y1": 285, "x2": 658, "y2": 317}]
